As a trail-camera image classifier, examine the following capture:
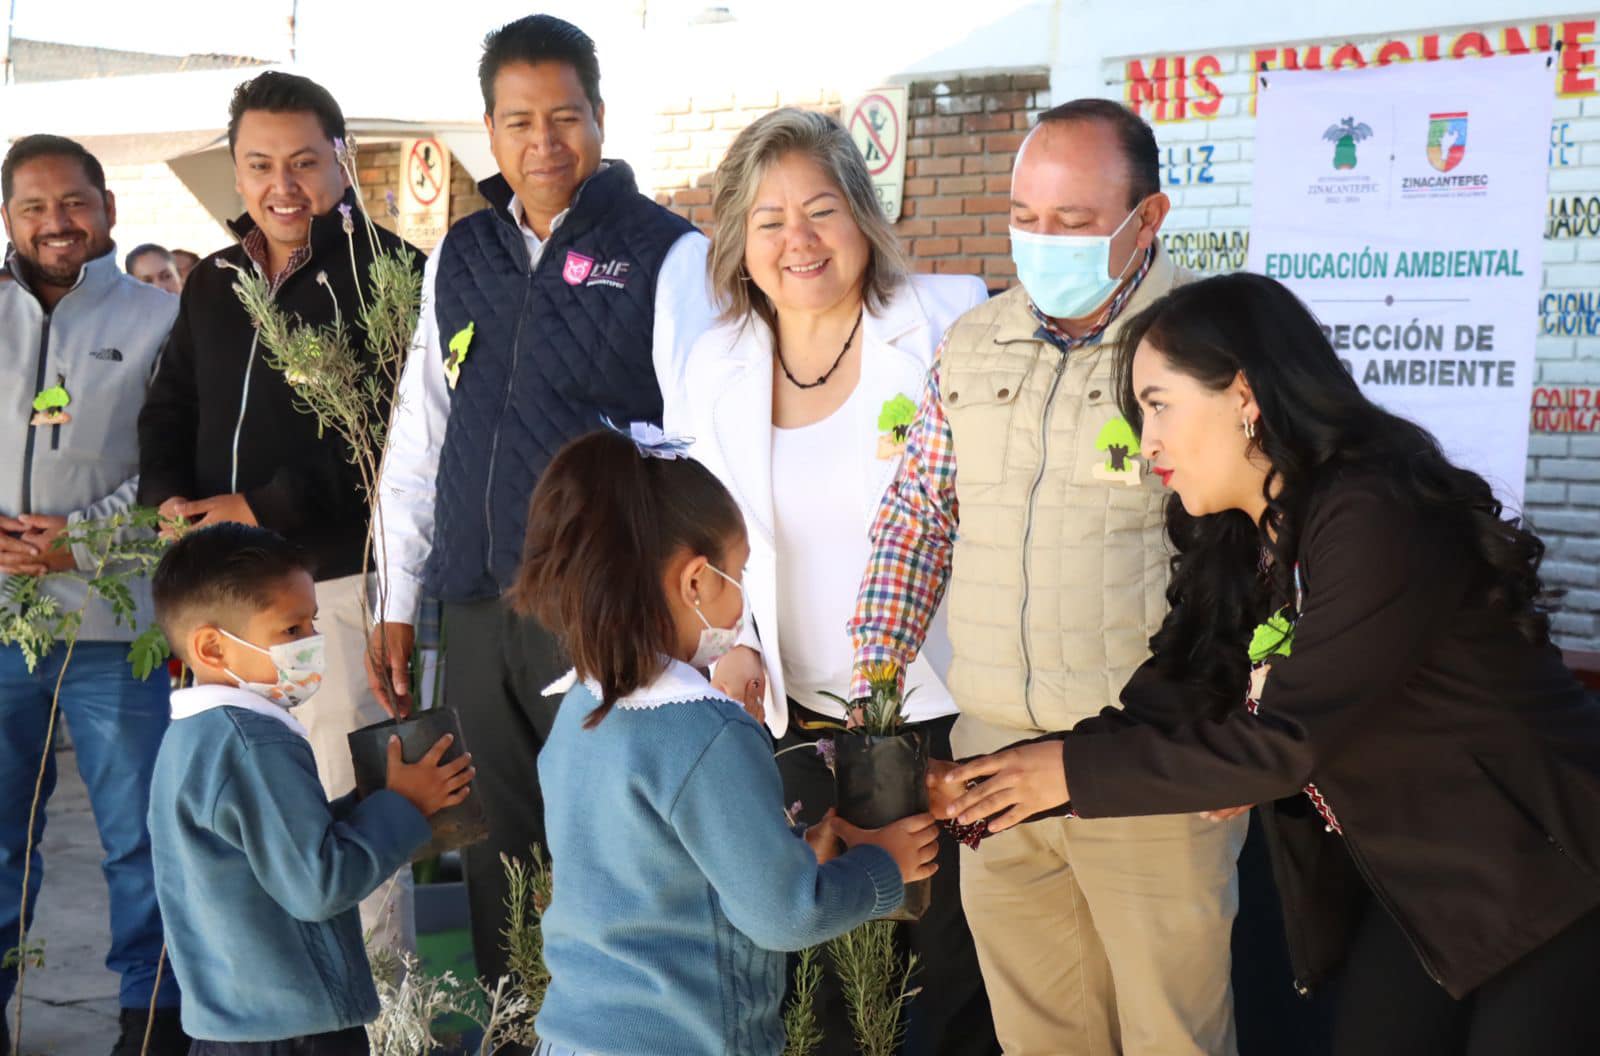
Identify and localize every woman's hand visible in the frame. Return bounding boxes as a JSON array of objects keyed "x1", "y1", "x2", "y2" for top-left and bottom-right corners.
[
  {"x1": 925, "y1": 758, "x2": 961, "y2": 820},
  {"x1": 711, "y1": 645, "x2": 766, "y2": 723},
  {"x1": 1201, "y1": 805, "x2": 1252, "y2": 822},
  {"x1": 942, "y1": 742, "x2": 1069, "y2": 834}
]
